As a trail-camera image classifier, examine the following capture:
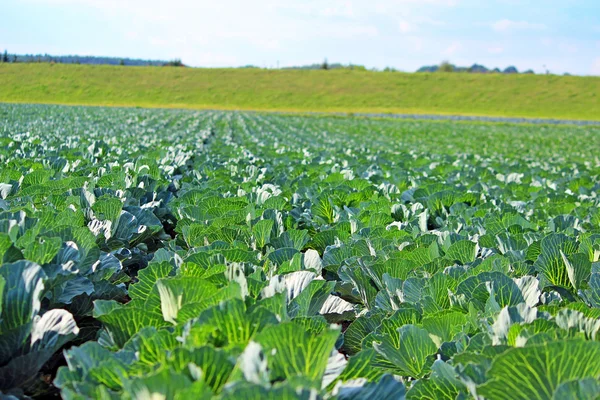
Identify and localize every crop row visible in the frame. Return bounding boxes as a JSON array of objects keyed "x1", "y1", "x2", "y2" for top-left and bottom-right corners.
[{"x1": 0, "y1": 104, "x2": 600, "y2": 399}]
